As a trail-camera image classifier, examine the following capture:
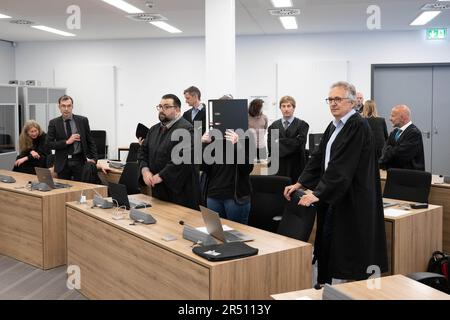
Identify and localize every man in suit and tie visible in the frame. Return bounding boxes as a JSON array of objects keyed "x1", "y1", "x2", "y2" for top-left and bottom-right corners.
[
  {"x1": 46, "y1": 95, "x2": 97, "y2": 181},
  {"x1": 267, "y1": 95, "x2": 309, "y2": 183},
  {"x1": 379, "y1": 104, "x2": 425, "y2": 171},
  {"x1": 183, "y1": 86, "x2": 206, "y2": 135}
]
